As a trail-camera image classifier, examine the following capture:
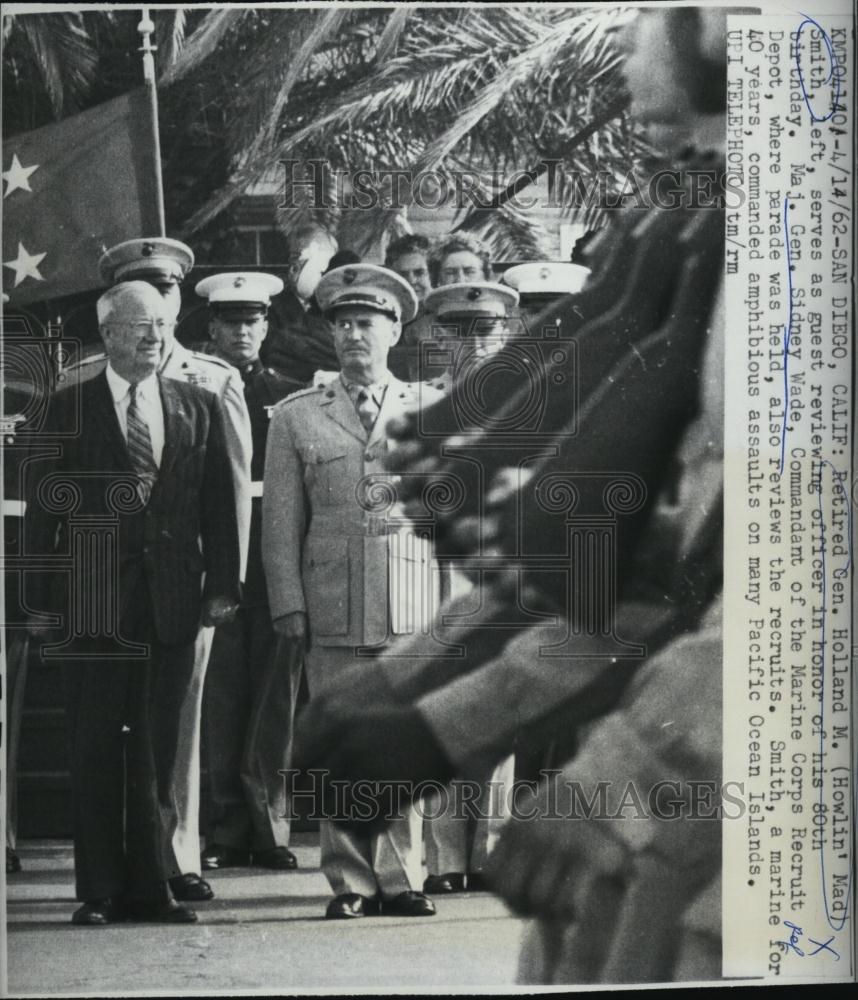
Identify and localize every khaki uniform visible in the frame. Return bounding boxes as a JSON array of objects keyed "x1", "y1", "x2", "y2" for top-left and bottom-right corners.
[{"x1": 262, "y1": 373, "x2": 440, "y2": 897}]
